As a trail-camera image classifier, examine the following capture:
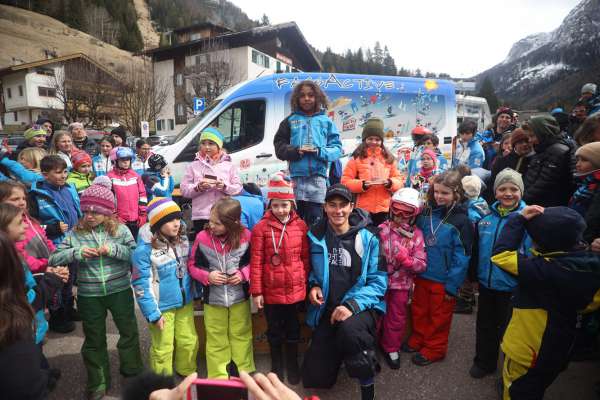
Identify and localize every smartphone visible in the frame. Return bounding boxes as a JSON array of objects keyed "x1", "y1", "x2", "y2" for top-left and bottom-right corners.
[
  {"x1": 187, "y1": 378, "x2": 248, "y2": 400},
  {"x1": 204, "y1": 174, "x2": 218, "y2": 181}
]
